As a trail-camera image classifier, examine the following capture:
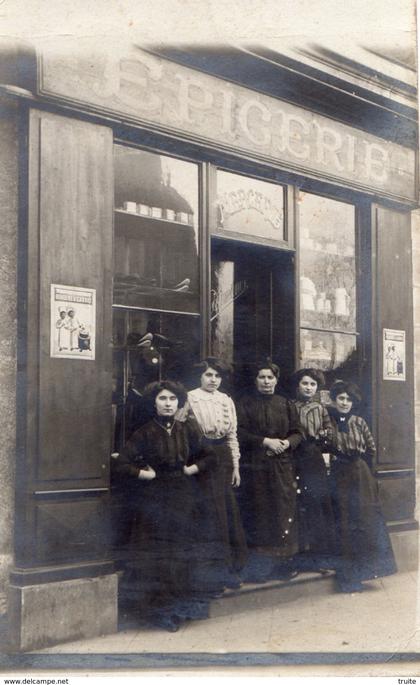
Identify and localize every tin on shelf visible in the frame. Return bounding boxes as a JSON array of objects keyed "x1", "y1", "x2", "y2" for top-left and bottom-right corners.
[
  {"x1": 137, "y1": 203, "x2": 151, "y2": 216},
  {"x1": 165, "y1": 209, "x2": 176, "y2": 221},
  {"x1": 123, "y1": 201, "x2": 137, "y2": 213}
]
